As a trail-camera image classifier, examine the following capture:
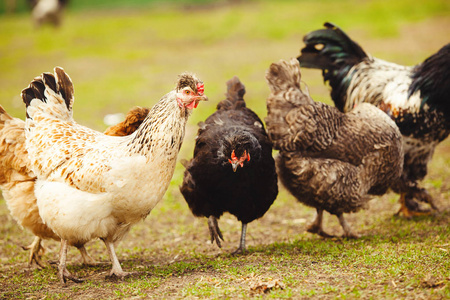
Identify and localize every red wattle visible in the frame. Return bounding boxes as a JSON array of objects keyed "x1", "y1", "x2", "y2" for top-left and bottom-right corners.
[{"x1": 186, "y1": 100, "x2": 196, "y2": 110}]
